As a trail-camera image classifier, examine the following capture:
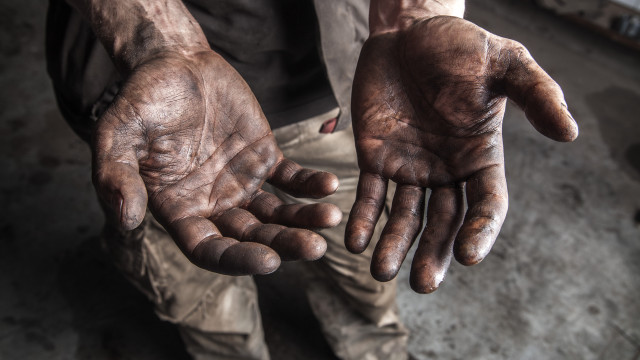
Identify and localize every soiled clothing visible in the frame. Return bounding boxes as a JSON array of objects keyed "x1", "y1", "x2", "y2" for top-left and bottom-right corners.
[
  {"x1": 101, "y1": 111, "x2": 408, "y2": 360},
  {"x1": 46, "y1": 0, "x2": 368, "y2": 139}
]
